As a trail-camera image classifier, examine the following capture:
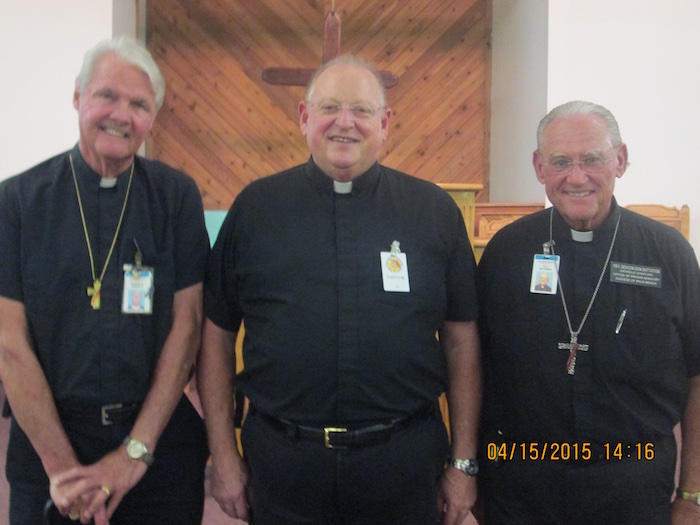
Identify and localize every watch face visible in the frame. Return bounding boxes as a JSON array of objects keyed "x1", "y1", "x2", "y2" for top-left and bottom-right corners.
[{"x1": 127, "y1": 439, "x2": 146, "y2": 458}]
